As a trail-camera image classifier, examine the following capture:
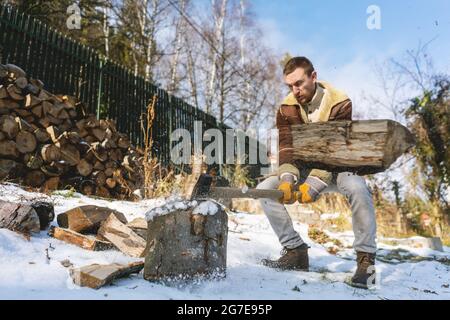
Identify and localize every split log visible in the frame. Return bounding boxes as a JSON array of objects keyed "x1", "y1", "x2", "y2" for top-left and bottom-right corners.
[
  {"x1": 144, "y1": 201, "x2": 228, "y2": 281},
  {"x1": 0, "y1": 115, "x2": 19, "y2": 139},
  {"x1": 34, "y1": 128, "x2": 50, "y2": 143},
  {"x1": 97, "y1": 214, "x2": 146, "y2": 258},
  {"x1": 0, "y1": 159, "x2": 22, "y2": 180},
  {"x1": 291, "y1": 120, "x2": 416, "y2": 174},
  {"x1": 91, "y1": 128, "x2": 106, "y2": 141},
  {"x1": 5, "y1": 64, "x2": 26, "y2": 79},
  {"x1": 6, "y1": 84, "x2": 24, "y2": 100},
  {"x1": 24, "y1": 94, "x2": 42, "y2": 108},
  {"x1": 31, "y1": 104, "x2": 43, "y2": 118},
  {"x1": 15, "y1": 117, "x2": 33, "y2": 132},
  {"x1": 0, "y1": 200, "x2": 41, "y2": 234},
  {"x1": 0, "y1": 140, "x2": 19, "y2": 158},
  {"x1": 95, "y1": 186, "x2": 111, "y2": 198},
  {"x1": 41, "y1": 144, "x2": 61, "y2": 162},
  {"x1": 57, "y1": 205, "x2": 128, "y2": 234},
  {"x1": 92, "y1": 170, "x2": 106, "y2": 186},
  {"x1": 49, "y1": 226, "x2": 115, "y2": 251},
  {"x1": 126, "y1": 217, "x2": 147, "y2": 239},
  {"x1": 41, "y1": 162, "x2": 64, "y2": 177},
  {"x1": 24, "y1": 153, "x2": 44, "y2": 170},
  {"x1": 14, "y1": 77, "x2": 28, "y2": 90},
  {"x1": 41, "y1": 176, "x2": 60, "y2": 192},
  {"x1": 27, "y1": 201, "x2": 55, "y2": 230},
  {"x1": 70, "y1": 262, "x2": 144, "y2": 289},
  {"x1": 15, "y1": 131, "x2": 37, "y2": 153},
  {"x1": 77, "y1": 159, "x2": 93, "y2": 177},
  {"x1": 24, "y1": 170, "x2": 46, "y2": 187},
  {"x1": 59, "y1": 144, "x2": 80, "y2": 166},
  {"x1": 105, "y1": 177, "x2": 117, "y2": 189}
]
